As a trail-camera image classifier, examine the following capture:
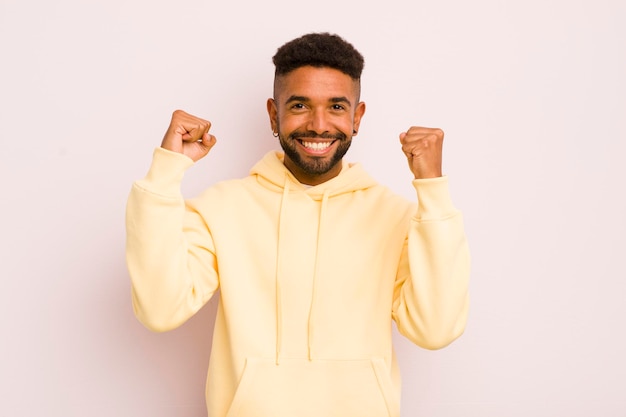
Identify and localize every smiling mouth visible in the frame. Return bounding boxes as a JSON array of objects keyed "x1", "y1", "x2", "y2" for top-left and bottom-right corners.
[{"x1": 299, "y1": 140, "x2": 334, "y2": 151}]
